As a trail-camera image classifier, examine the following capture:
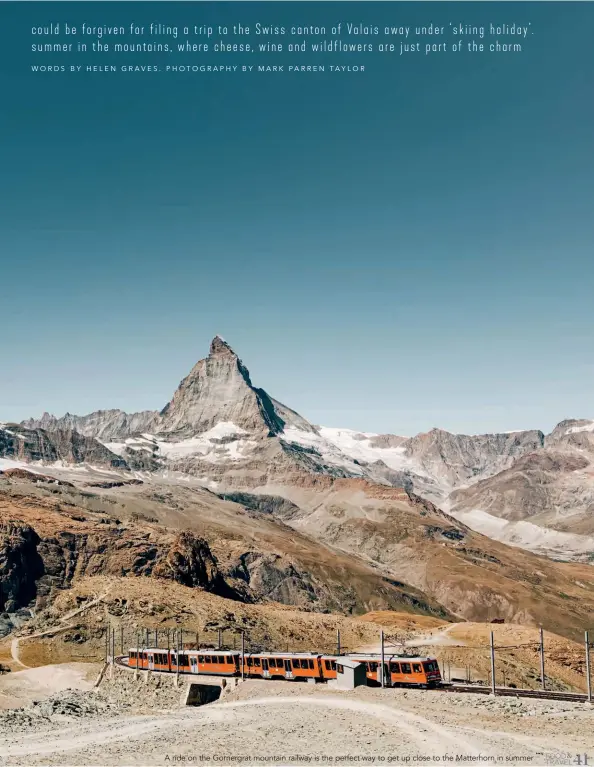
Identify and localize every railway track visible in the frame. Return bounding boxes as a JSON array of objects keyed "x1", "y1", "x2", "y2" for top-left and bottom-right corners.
[
  {"x1": 113, "y1": 657, "x2": 591, "y2": 703},
  {"x1": 438, "y1": 683, "x2": 590, "y2": 703}
]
